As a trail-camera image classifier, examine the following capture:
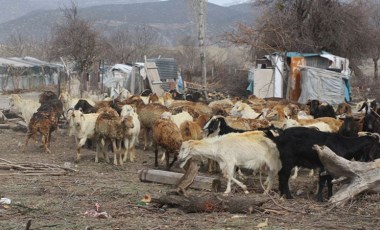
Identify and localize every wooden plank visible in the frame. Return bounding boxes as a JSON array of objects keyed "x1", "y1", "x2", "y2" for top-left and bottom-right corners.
[
  {"x1": 138, "y1": 169, "x2": 221, "y2": 192},
  {"x1": 144, "y1": 62, "x2": 165, "y2": 96}
]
